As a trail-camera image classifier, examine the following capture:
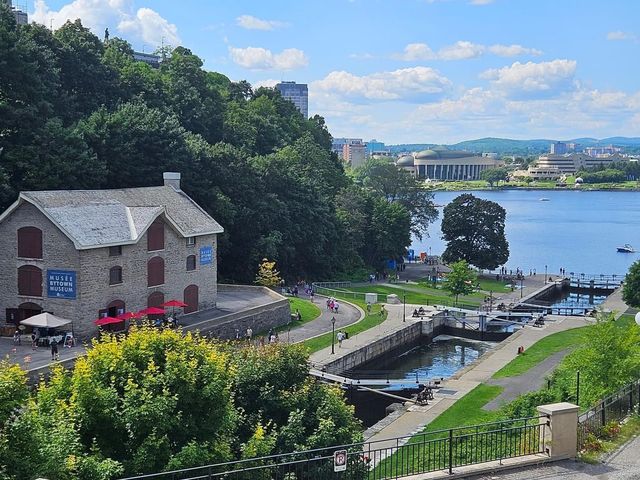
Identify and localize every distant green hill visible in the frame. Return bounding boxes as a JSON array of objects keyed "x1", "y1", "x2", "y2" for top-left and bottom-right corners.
[{"x1": 388, "y1": 137, "x2": 640, "y2": 156}]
